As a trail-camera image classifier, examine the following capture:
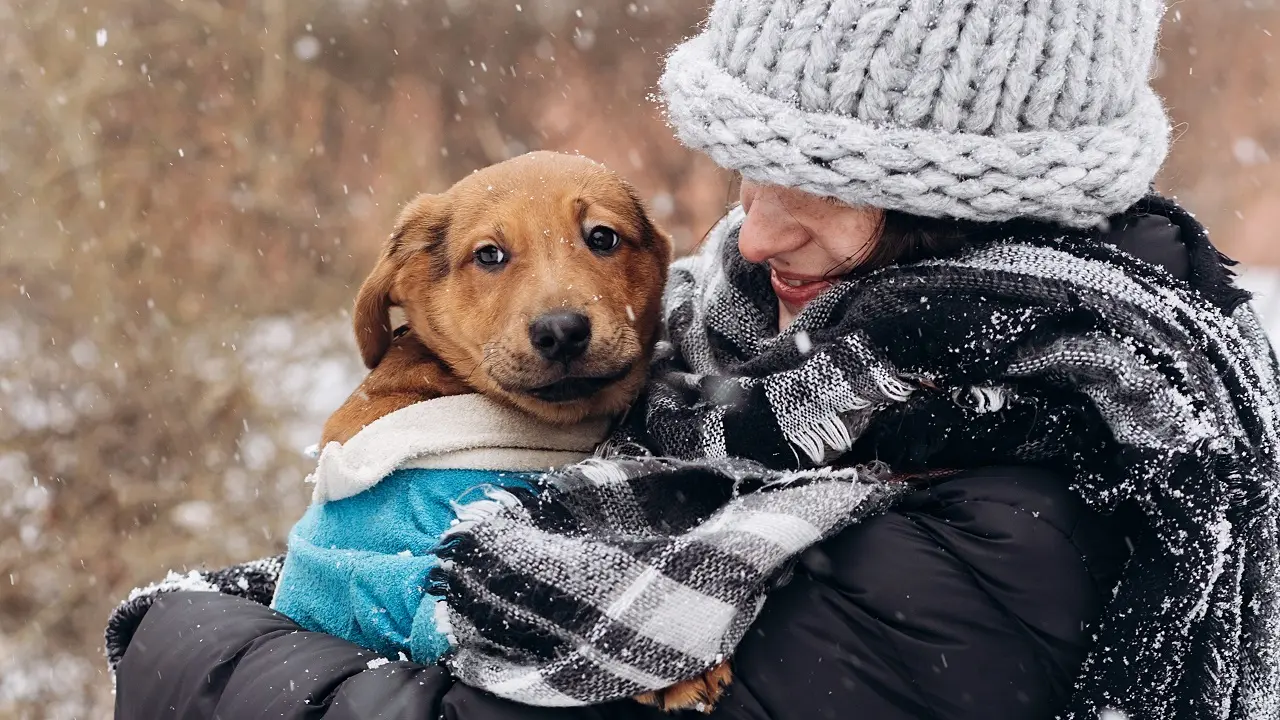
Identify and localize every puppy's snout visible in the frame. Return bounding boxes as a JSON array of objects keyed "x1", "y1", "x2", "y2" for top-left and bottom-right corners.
[{"x1": 529, "y1": 312, "x2": 592, "y2": 363}]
